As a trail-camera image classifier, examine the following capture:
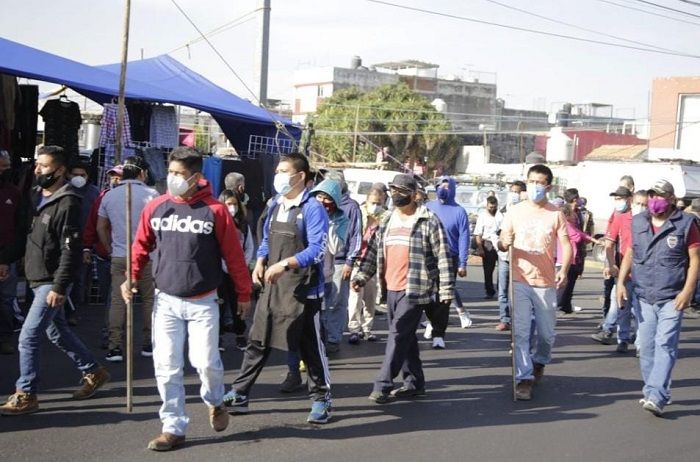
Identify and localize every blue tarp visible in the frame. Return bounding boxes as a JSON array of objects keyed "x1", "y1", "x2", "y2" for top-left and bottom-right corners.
[{"x1": 0, "y1": 36, "x2": 300, "y2": 152}]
